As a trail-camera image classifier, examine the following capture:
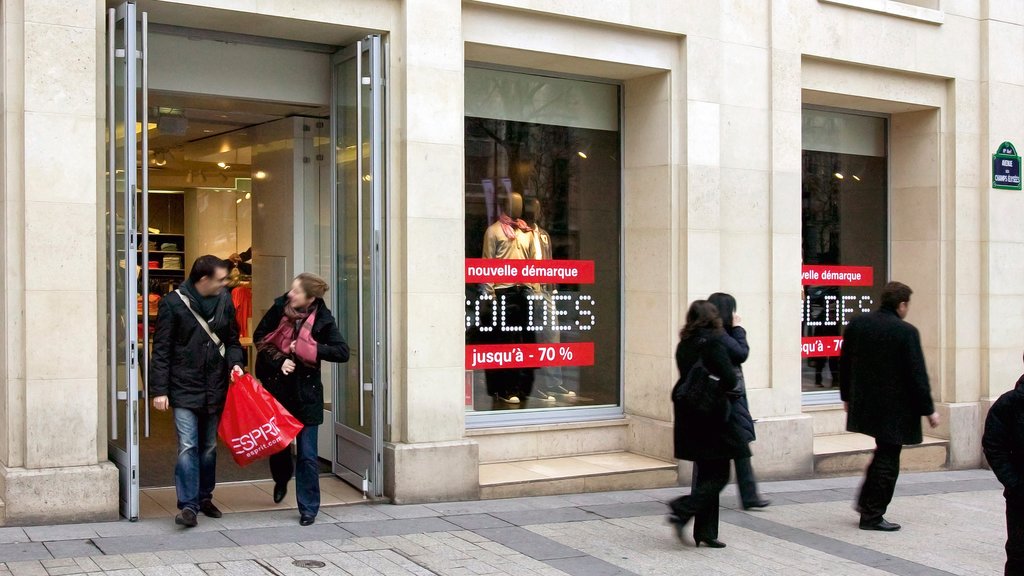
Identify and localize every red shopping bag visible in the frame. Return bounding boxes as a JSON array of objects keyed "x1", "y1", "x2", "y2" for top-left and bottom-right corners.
[{"x1": 218, "y1": 373, "x2": 304, "y2": 467}]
